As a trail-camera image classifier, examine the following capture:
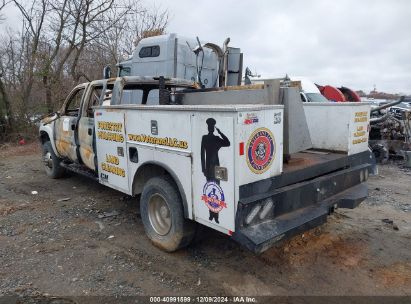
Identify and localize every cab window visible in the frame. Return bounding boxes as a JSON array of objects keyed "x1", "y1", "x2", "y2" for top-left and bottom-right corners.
[
  {"x1": 120, "y1": 89, "x2": 144, "y2": 105},
  {"x1": 119, "y1": 67, "x2": 131, "y2": 76},
  {"x1": 65, "y1": 88, "x2": 85, "y2": 116},
  {"x1": 86, "y1": 86, "x2": 103, "y2": 117},
  {"x1": 119, "y1": 84, "x2": 162, "y2": 105},
  {"x1": 139, "y1": 45, "x2": 160, "y2": 58}
]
